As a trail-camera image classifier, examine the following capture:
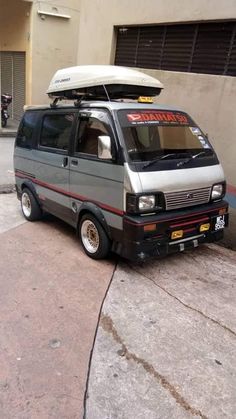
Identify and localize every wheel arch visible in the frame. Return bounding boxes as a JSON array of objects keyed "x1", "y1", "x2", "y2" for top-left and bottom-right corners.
[
  {"x1": 77, "y1": 202, "x2": 111, "y2": 239},
  {"x1": 20, "y1": 180, "x2": 41, "y2": 208}
]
